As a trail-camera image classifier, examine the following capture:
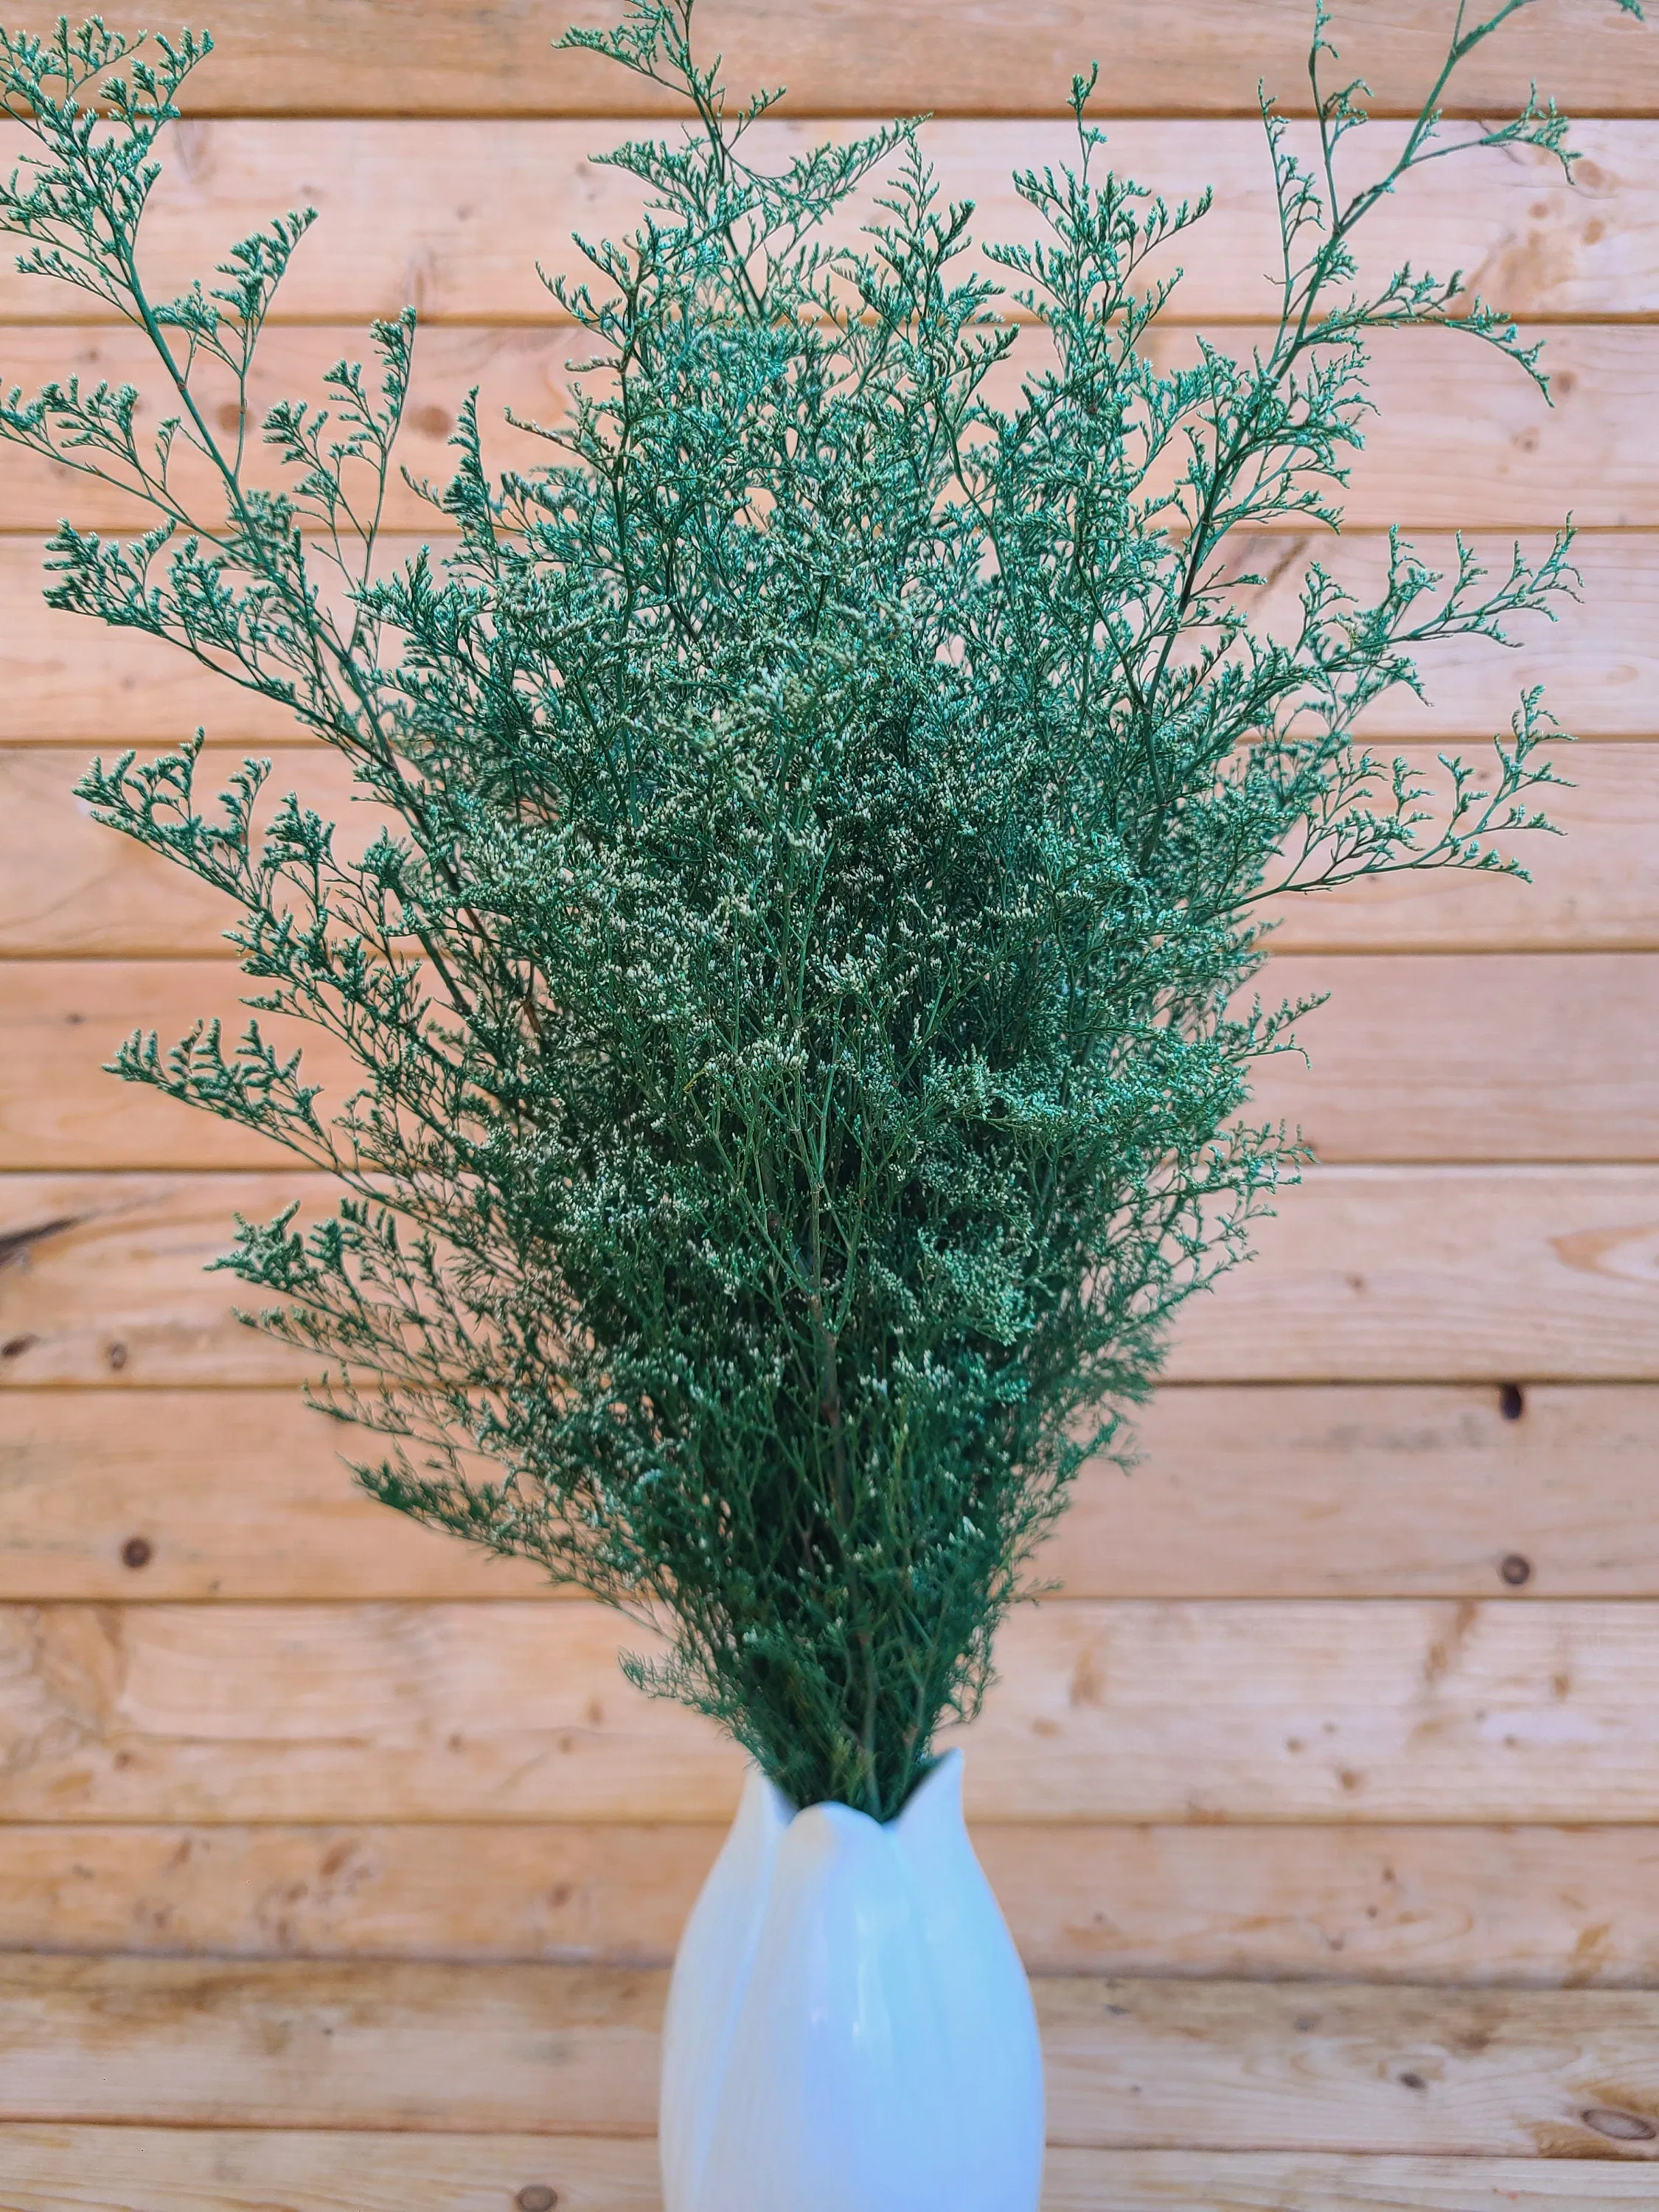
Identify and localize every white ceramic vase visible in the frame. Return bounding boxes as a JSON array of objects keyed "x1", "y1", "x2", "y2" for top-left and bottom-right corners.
[{"x1": 659, "y1": 1747, "x2": 1044, "y2": 2212}]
